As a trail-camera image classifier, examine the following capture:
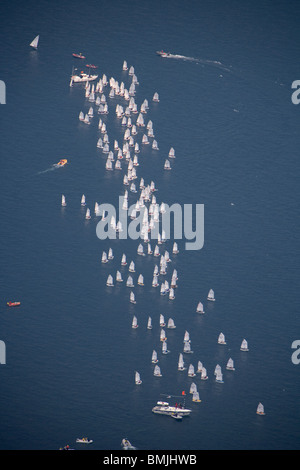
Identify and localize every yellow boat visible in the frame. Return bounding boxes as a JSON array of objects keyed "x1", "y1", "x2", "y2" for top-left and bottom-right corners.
[{"x1": 57, "y1": 159, "x2": 68, "y2": 166}]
